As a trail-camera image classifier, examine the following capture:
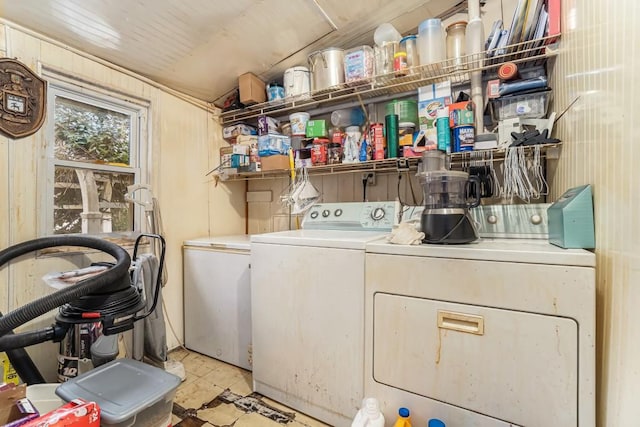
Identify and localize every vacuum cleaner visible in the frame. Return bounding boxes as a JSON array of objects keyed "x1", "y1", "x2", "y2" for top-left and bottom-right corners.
[{"x1": 0, "y1": 234, "x2": 180, "y2": 425}]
